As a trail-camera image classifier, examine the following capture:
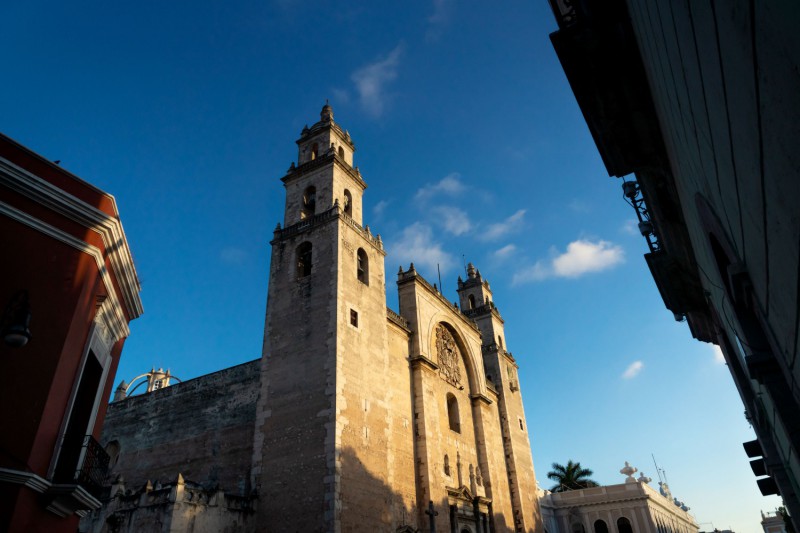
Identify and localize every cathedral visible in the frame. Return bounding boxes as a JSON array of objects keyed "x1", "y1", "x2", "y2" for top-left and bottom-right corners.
[{"x1": 83, "y1": 104, "x2": 542, "y2": 533}]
